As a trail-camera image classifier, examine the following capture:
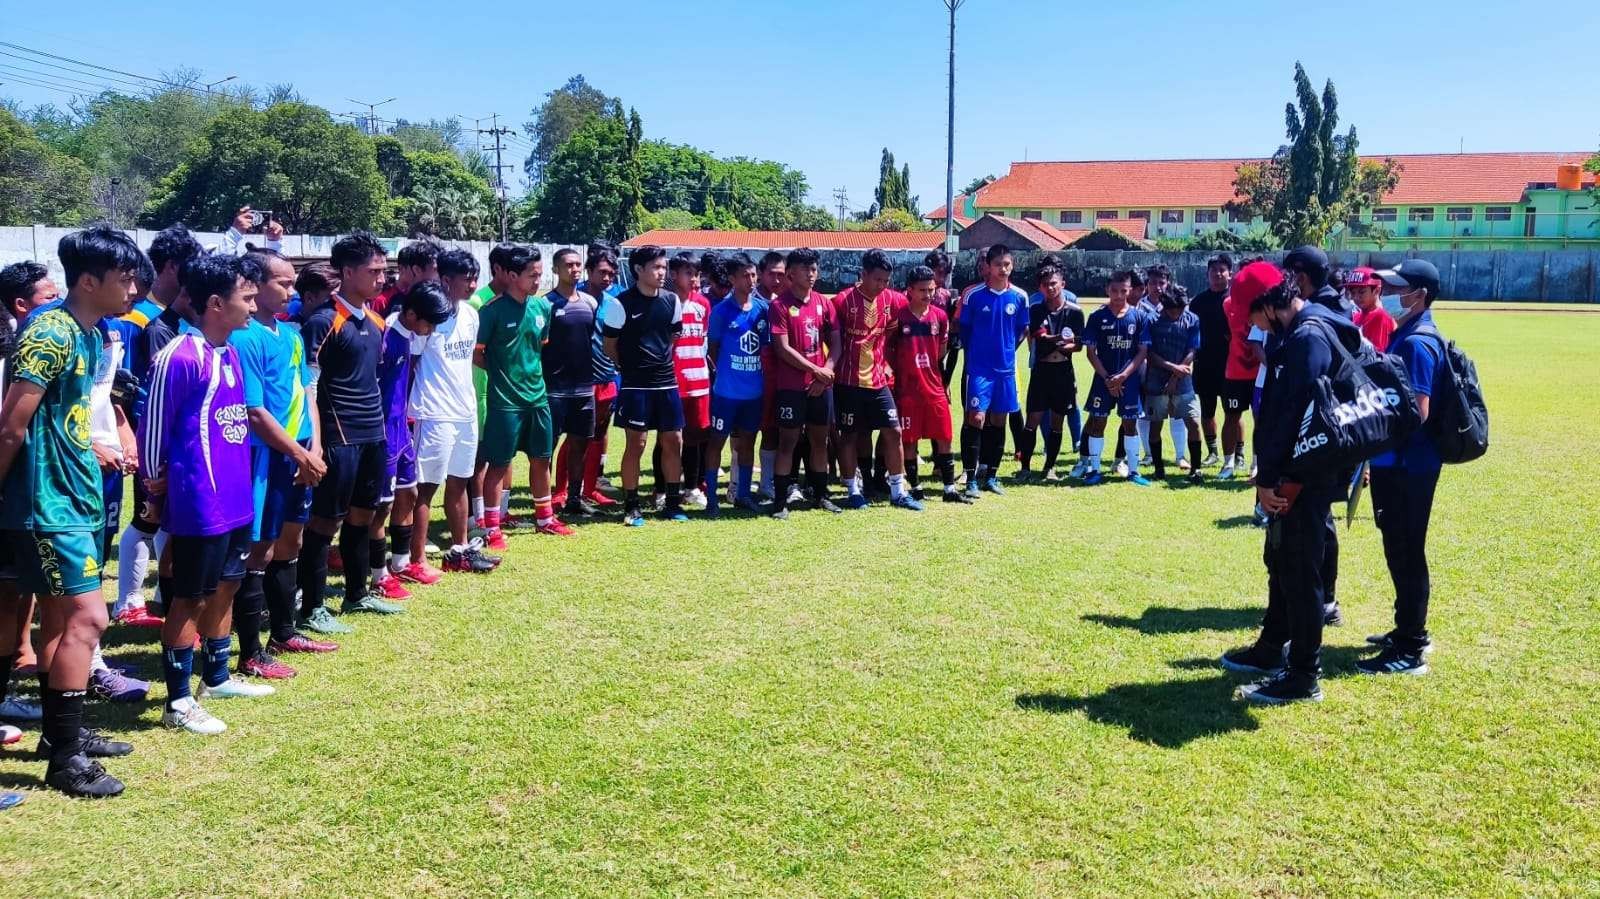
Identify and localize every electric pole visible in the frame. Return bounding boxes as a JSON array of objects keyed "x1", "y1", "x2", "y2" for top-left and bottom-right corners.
[
  {"x1": 943, "y1": 0, "x2": 965, "y2": 252},
  {"x1": 833, "y1": 187, "x2": 850, "y2": 231},
  {"x1": 347, "y1": 96, "x2": 396, "y2": 135},
  {"x1": 478, "y1": 113, "x2": 517, "y2": 243}
]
